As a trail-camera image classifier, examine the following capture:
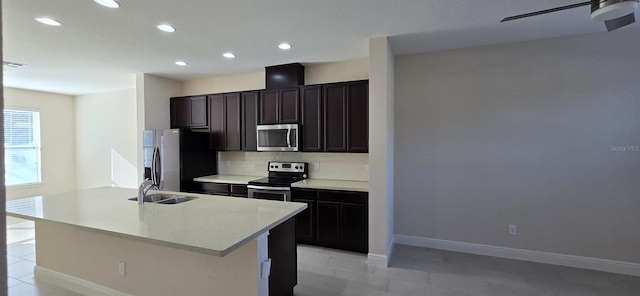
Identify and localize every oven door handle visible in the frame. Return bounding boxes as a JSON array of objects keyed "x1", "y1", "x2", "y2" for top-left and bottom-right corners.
[{"x1": 247, "y1": 185, "x2": 291, "y2": 191}]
